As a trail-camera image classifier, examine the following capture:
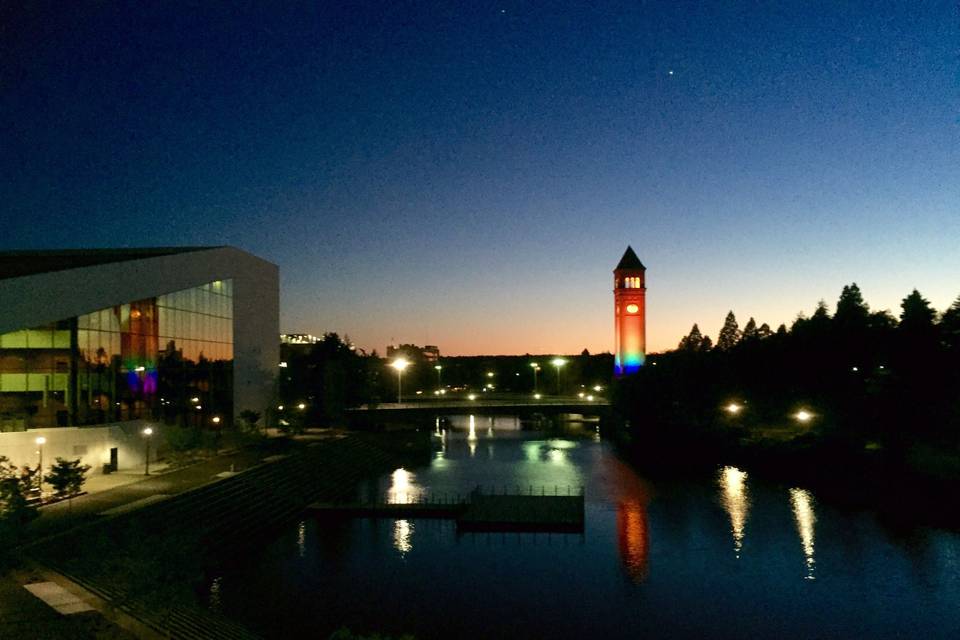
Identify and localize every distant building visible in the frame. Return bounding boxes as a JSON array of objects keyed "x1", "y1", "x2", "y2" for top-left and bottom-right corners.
[
  {"x1": 0, "y1": 247, "x2": 278, "y2": 471},
  {"x1": 613, "y1": 246, "x2": 646, "y2": 376},
  {"x1": 386, "y1": 343, "x2": 440, "y2": 362},
  {"x1": 281, "y1": 333, "x2": 321, "y2": 345}
]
